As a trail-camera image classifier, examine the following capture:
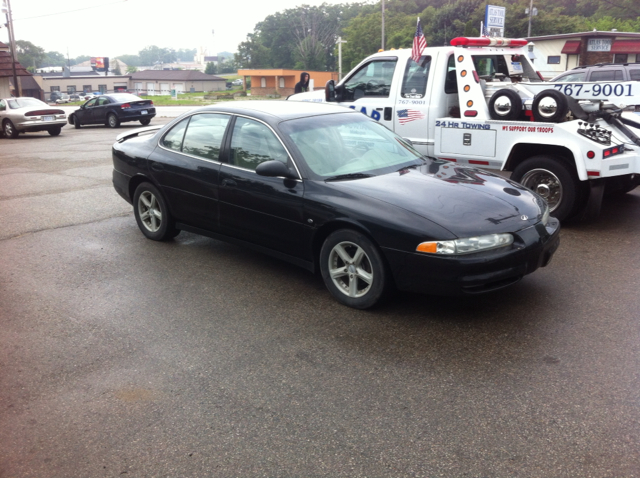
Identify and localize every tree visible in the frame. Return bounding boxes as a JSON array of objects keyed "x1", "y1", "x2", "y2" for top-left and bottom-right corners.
[
  {"x1": 205, "y1": 61, "x2": 217, "y2": 74},
  {"x1": 126, "y1": 65, "x2": 138, "y2": 74},
  {"x1": 15, "y1": 40, "x2": 46, "y2": 69},
  {"x1": 113, "y1": 60, "x2": 122, "y2": 75},
  {"x1": 118, "y1": 54, "x2": 141, "y2": 67},
  {"x1": 44, "y1": 51, "x2": 66, "y2": 67},
  {"x1": 138, "y1": 46, "x2": 177, "y2": 66}
]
